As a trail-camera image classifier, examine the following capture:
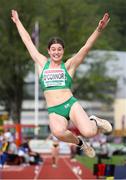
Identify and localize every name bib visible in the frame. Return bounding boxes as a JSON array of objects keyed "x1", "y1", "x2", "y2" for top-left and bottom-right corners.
[{"x1": 43, "y1": 69, "x2": 66, "y2": 87}]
